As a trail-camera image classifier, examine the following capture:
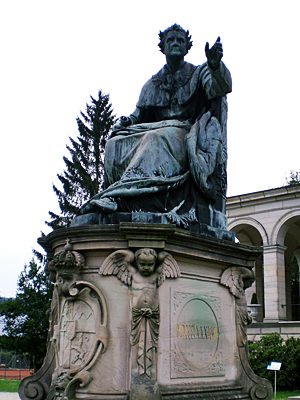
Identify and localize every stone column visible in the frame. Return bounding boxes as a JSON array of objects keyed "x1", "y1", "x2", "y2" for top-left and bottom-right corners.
[{"x1": 263, "y1": 244, "x2": 287, "y2": 321}]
